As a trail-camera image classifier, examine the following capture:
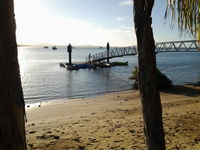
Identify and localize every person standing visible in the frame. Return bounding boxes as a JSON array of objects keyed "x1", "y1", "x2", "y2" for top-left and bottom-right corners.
[{"x1": 88, "y1": 53, "x2": 91, "y2": 63}]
